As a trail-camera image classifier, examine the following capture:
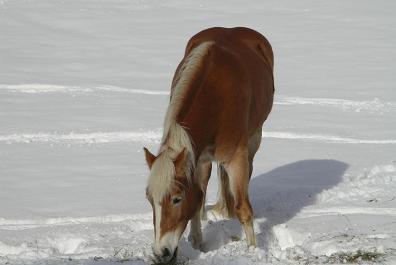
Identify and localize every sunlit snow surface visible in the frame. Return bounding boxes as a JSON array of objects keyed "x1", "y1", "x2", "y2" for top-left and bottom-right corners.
[{"x1": 1, "y1": 0, "x2": 396, "y2": 264}]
